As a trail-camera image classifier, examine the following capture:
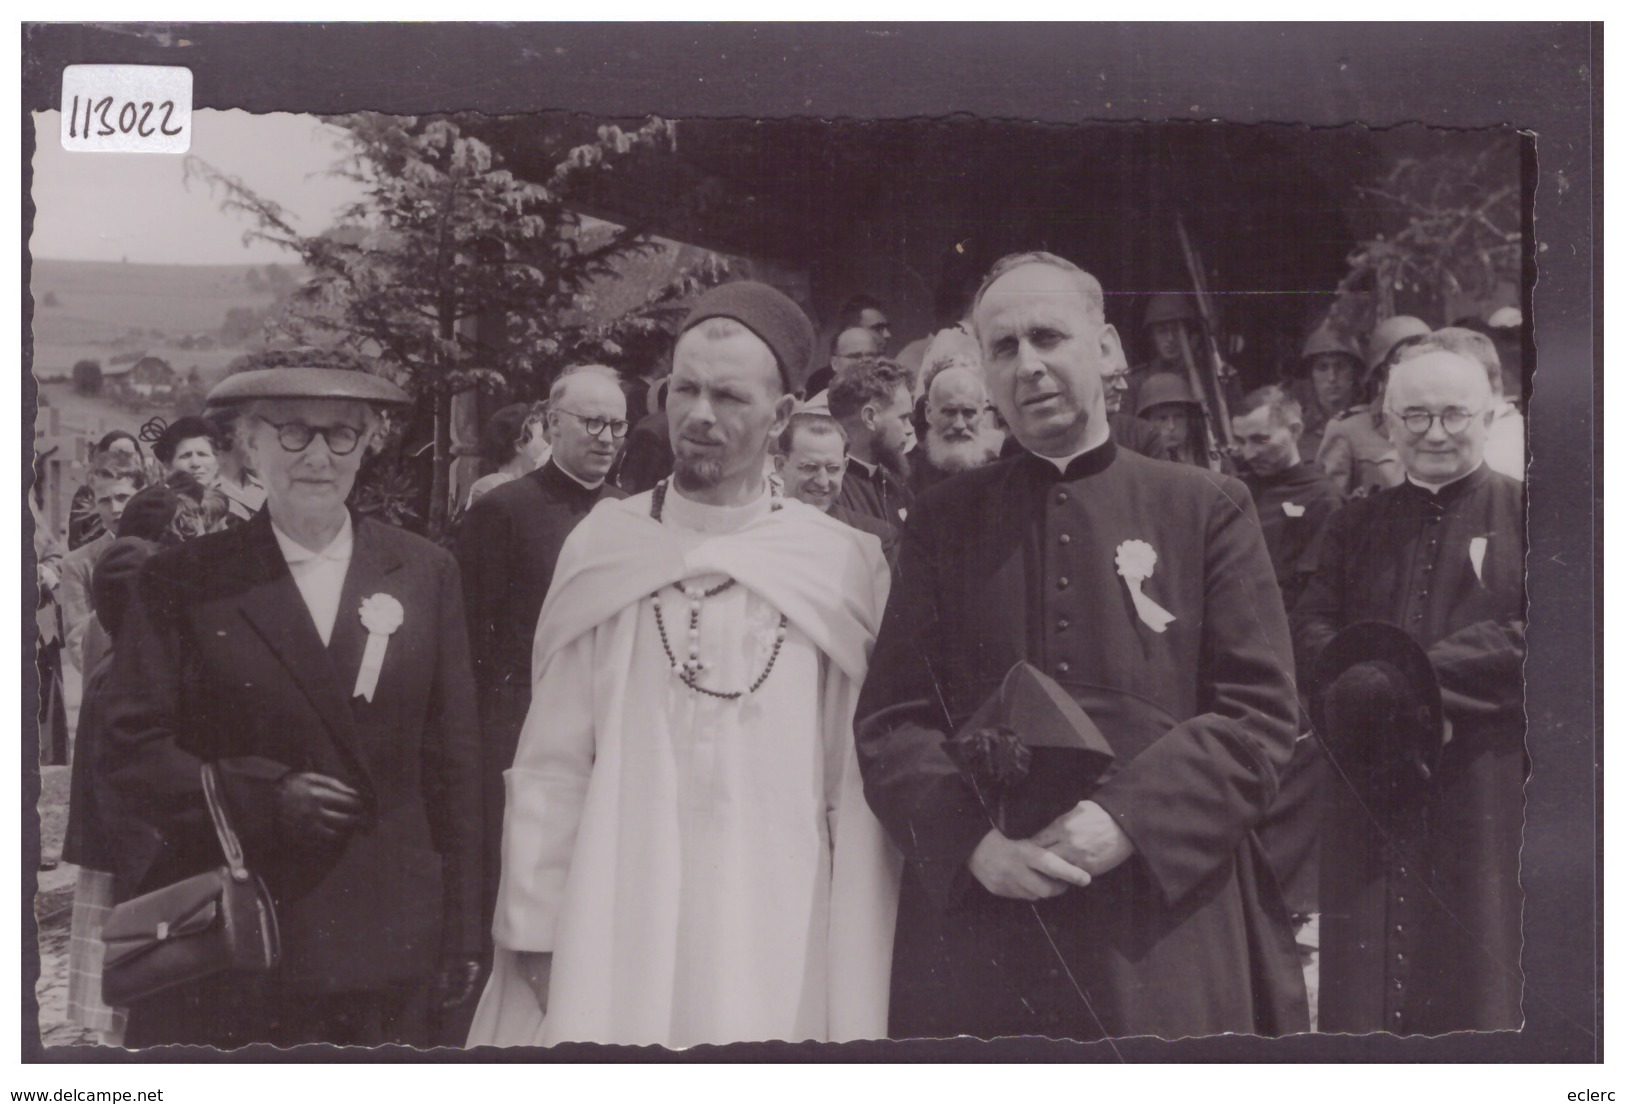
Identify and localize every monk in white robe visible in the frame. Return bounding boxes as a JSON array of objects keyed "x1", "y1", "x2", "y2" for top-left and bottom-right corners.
[{"x1": 467, "y1": 282, "x2": 899, "y2": 1048}]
